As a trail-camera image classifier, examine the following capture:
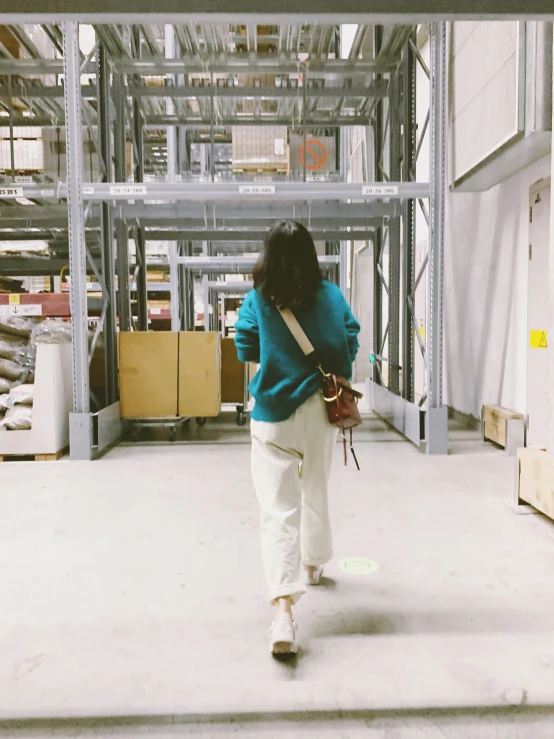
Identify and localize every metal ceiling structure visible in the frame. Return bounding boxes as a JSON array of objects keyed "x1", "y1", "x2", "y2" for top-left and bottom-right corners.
[{"x1": 0, "y1": 17, "x2": 445, "y2": 461}]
